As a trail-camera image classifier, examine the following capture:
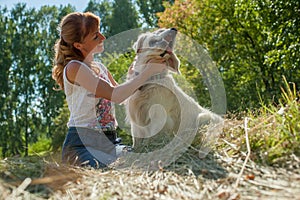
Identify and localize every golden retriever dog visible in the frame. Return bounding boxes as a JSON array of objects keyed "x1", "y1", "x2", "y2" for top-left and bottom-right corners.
[{"x1": 125, "y1": 28, "x2": 223, "y2": 154}]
